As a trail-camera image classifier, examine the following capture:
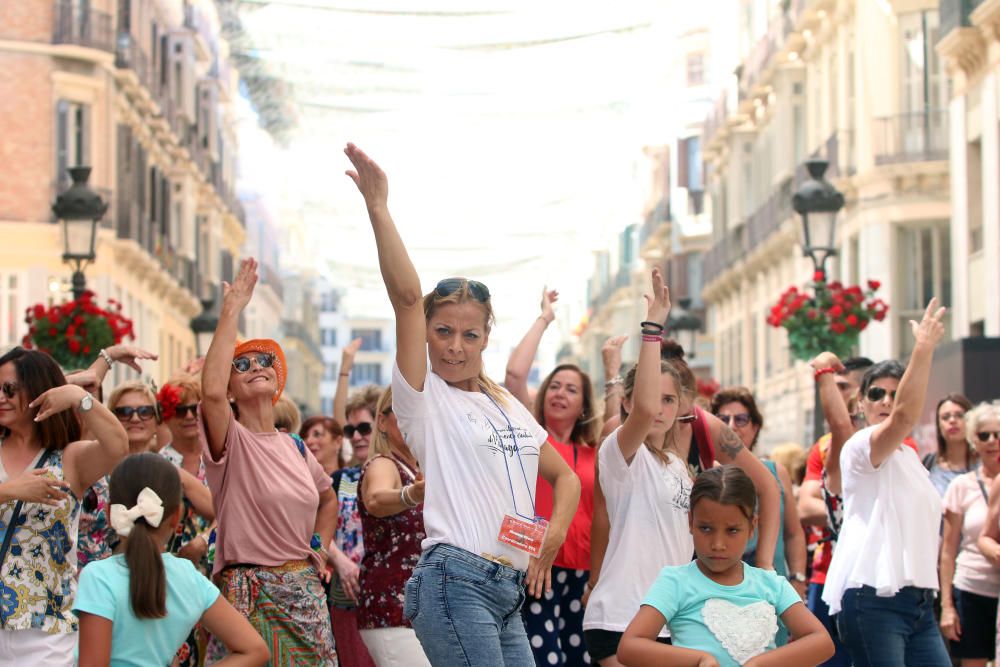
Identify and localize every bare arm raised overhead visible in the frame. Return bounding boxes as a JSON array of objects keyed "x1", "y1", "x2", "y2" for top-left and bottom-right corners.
[
  {"x1": 345, "y1": 144, "x2": 426, "y2": 391},
  {"x1": 505, "y1": 287, "x2": 558, "y2": 410}
]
